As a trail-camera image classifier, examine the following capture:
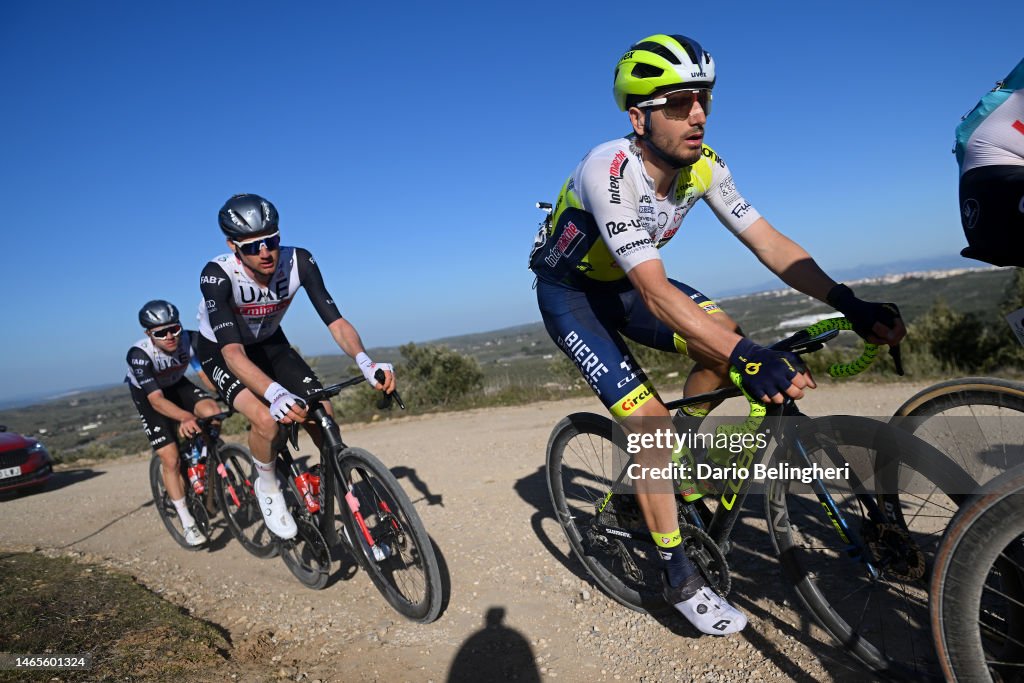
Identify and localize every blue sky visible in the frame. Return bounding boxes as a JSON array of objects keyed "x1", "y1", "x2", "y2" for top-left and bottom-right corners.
[{"x1": 1, "y1": 1, "x2": 1021, "y2": 402}]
